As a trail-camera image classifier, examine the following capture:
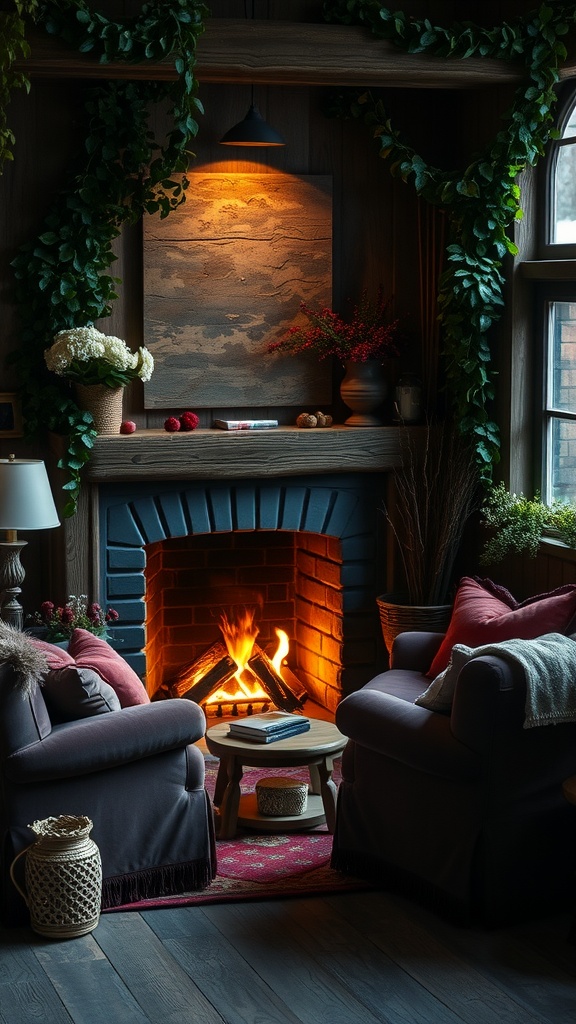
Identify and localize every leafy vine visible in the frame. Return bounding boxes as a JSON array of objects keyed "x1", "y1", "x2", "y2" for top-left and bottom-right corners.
[
  {"x1": 6, "y1": 0, "x2": 208, "y2": 516},
  {"x1": 6, "y1": 1, "x2": 575, "y2": 514},
  {"x1": 323, "y1": 1, "x2": 575, "y2": 481},
  {"x1": 0, "y1": 0, "x2": 39, "y2": 168}
]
